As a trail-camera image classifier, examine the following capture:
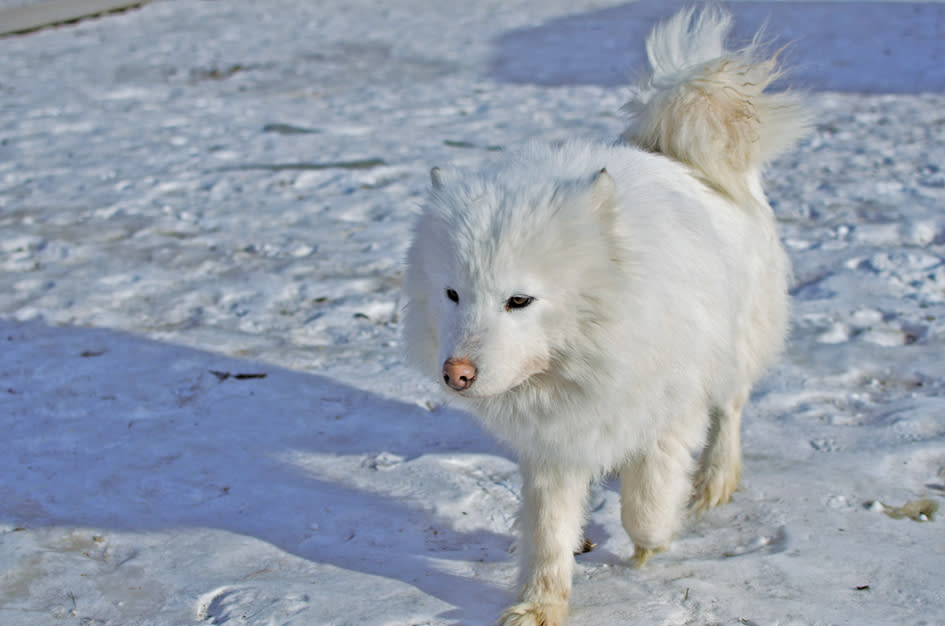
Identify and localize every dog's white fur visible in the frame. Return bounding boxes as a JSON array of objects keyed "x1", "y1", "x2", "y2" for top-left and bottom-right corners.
[{"x1": 403, "y1": 7, "x2": 807, "y2": 625}]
